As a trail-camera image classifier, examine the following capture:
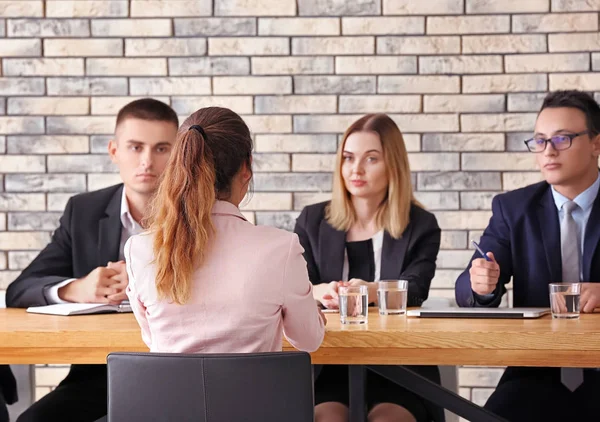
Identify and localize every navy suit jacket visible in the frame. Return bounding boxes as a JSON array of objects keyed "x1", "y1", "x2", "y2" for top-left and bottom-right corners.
[{"x1": 456, "y1": 181, "x2": 600, "y2": 307}]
